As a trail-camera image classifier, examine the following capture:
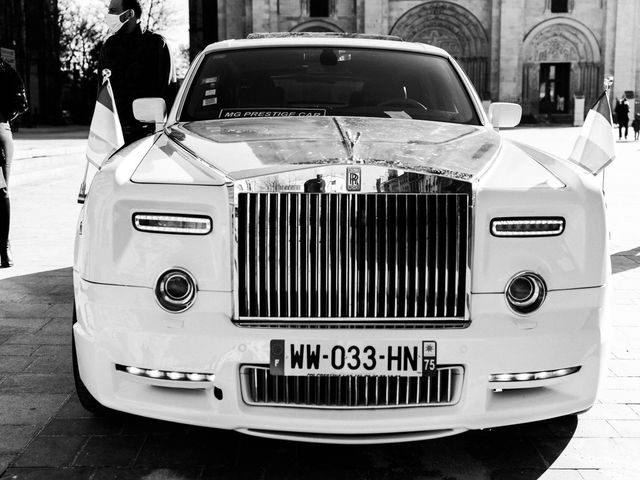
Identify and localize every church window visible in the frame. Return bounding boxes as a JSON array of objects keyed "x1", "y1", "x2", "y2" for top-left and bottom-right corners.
[
  {"x1": 550, "y1": 0, "x2": 569, "y2": 13},
  {"x1": 309, "y1": 0, "x2": 330, "y2": 17}
]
